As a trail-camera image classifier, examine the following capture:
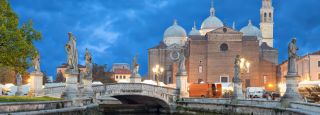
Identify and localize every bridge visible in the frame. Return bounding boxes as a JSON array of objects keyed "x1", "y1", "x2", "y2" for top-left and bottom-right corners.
[
  {"x1": 44, "y1": 83, "x2": 179, "y2": 111},
  {"x1": 104, "y1": 83, "x2": 179, "y2": 110}
]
